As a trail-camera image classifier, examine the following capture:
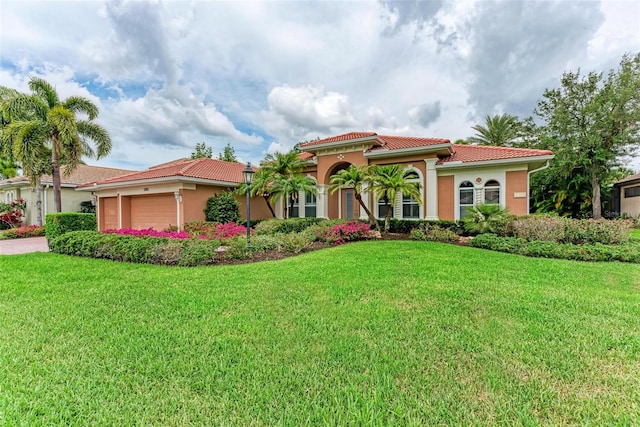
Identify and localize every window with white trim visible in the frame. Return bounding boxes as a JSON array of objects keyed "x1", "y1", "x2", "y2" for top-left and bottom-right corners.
[
  {"x1": 402, "y1": 193, "x2": 419, "y2": 219},
  {"x1": 459, "y1": 181, "x2": 474, "y2": 218},
  {"x1": 291, "y1": 196, "x2": 300, "y2": 218},
  {"x1": 304, "y1": 192, "x2": 316, "y2": 217},
  {"x1": 484, "y1": 180, "x2": 500, "y2": 204}
]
